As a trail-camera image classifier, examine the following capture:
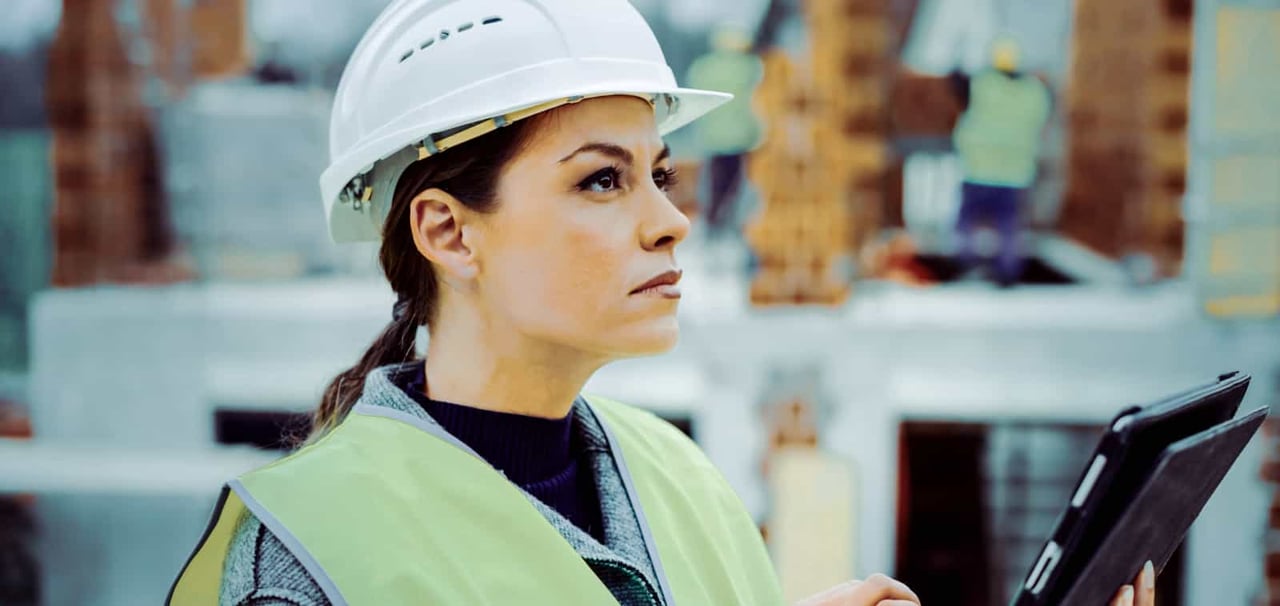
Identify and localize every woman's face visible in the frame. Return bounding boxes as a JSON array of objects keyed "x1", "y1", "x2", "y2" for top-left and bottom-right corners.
[{"x1": 472, "y1": 96, "x2": 690, "y2": 358}]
